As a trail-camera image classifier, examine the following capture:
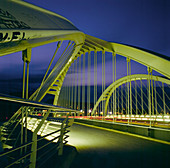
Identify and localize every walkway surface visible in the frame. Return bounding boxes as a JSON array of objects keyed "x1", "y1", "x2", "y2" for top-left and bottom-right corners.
[{"x1": 68, "y1": 123, "x2": 170, "y2": 168}]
